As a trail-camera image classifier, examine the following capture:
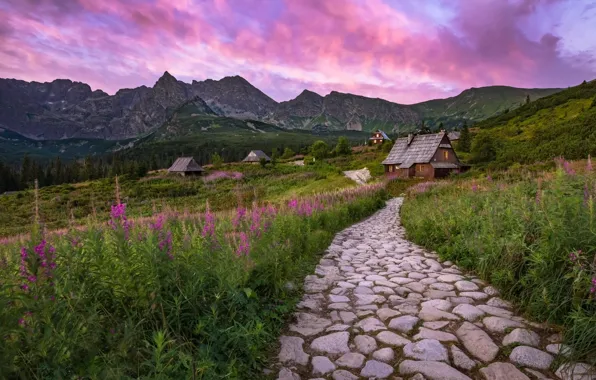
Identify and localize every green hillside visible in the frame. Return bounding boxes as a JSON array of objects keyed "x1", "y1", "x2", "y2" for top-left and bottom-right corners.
[
  {"x1": 0, "y1": 128, "x2": 126, "y2": 164},
  {"x1": 468, "y1": 80, "x2": 596, "y2": 168},
  {"x1": 412, "y1": 86, "x2": 562, "y2": 129},
  {"x1": 124, "y1": 101, "x2": 369, "y2": 165}
]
